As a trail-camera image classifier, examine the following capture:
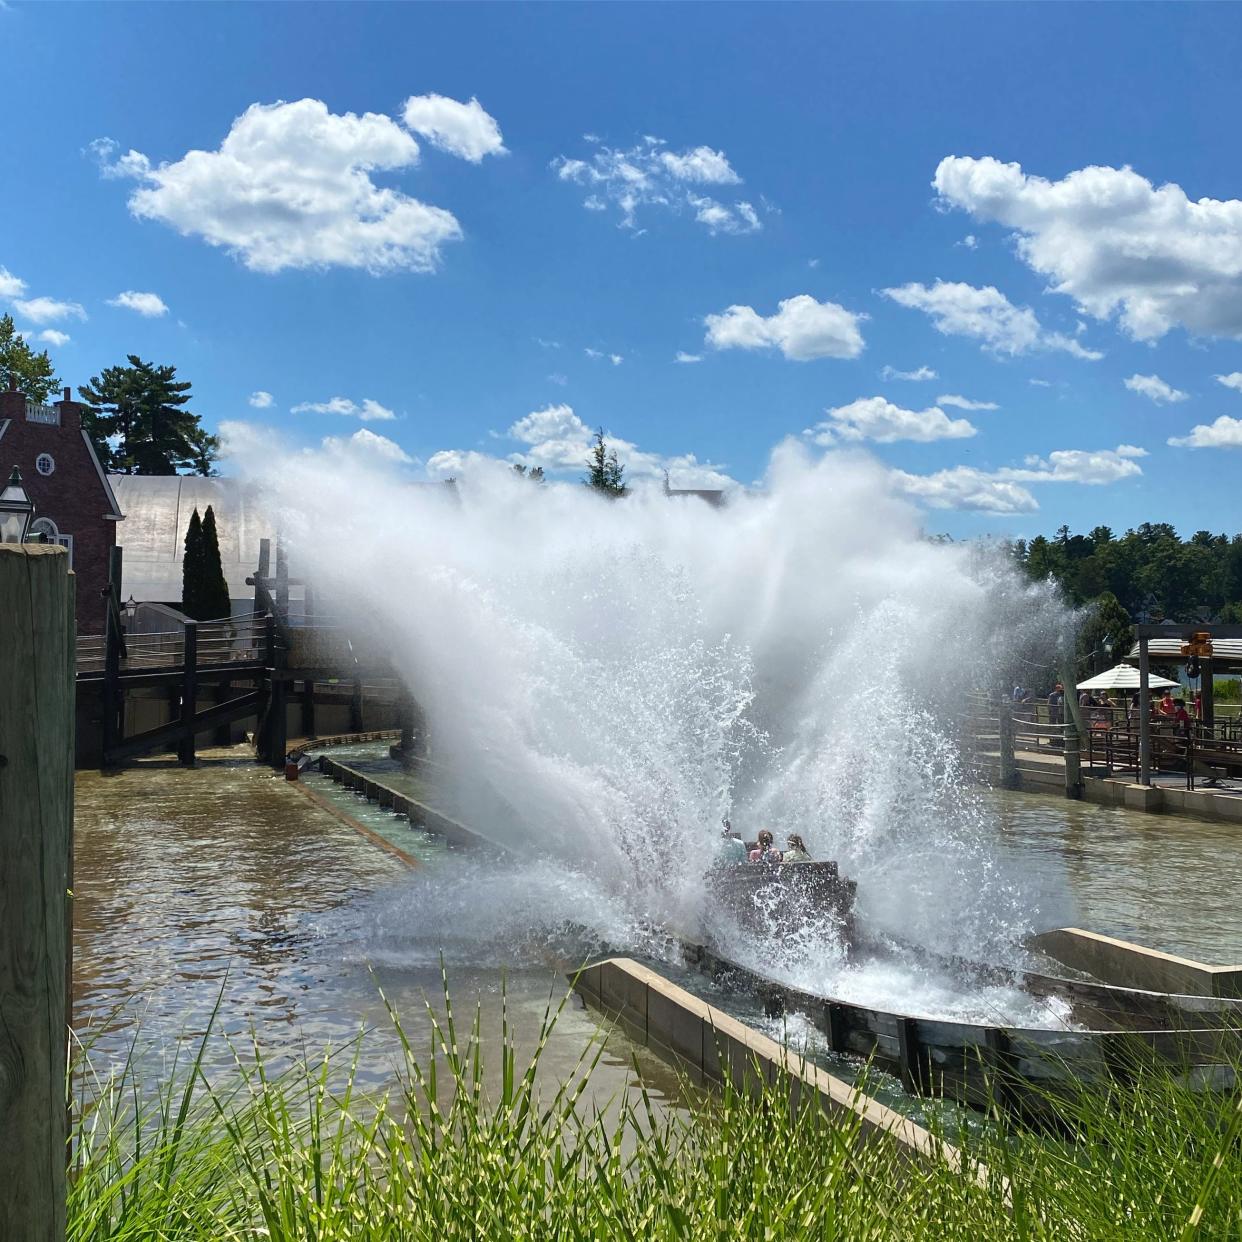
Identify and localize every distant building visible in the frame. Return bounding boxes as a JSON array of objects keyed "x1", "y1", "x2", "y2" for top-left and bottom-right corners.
[{"x1": 0, "y1": 383, "x2": 123, "y2": 632}]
